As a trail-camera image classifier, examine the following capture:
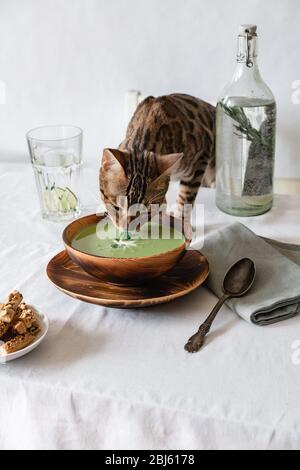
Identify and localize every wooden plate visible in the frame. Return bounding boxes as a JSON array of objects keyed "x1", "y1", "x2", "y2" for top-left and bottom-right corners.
[{"x1": 47, "y1": 250, "x2": 209, "y2": 308}]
